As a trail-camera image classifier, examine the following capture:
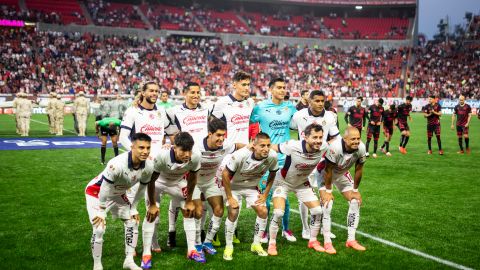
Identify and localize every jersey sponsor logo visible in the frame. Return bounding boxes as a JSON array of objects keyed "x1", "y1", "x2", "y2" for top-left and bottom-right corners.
[
  {"x1": 183, "y1": 115, "x2": 208, "y2": 126},
  {"x1": 295, "y1": 163, "x2": 315, "y2": 170},
  {"x1": 268, "y1": 120, "x2": 290, "y2": 129},
  {"x1": 231, "y1": 114, "x2": 250, "y2": 125},
  {"x1": 139, "y1": 124, "x2": 162, "y2": 135}
]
